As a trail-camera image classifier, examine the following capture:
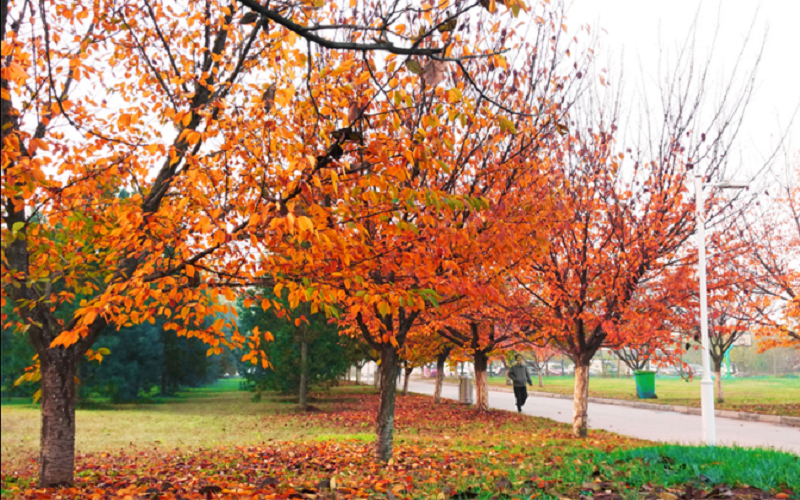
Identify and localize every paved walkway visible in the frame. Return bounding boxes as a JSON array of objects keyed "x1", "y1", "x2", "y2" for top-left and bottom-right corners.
[{"x1": 404, "y1": 380, "x2": 800, "y2": 454}]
